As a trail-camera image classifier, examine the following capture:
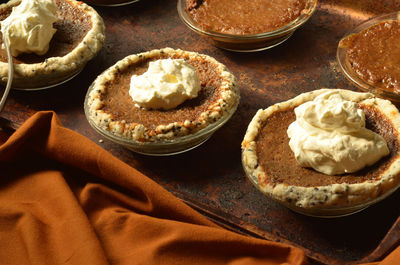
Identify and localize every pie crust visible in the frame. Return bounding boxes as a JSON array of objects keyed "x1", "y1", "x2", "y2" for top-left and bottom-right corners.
[
  {"x1": 242, "y1": 88, "x2": 400, "y2": 216},
  {"x1": 0, "y1": 0, "x2": 106, "y2": 89},
  {"x1": 86, "y1": 47, "x2": 239, "y2": 143}
]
